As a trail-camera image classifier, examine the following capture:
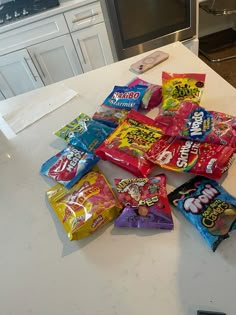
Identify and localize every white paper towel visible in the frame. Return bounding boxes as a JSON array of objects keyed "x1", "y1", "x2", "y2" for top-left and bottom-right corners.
[{"x1": 0, "y1": 83, "x2": 77, "y2": 138}]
